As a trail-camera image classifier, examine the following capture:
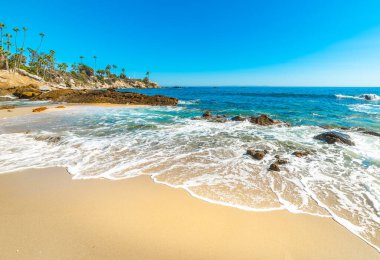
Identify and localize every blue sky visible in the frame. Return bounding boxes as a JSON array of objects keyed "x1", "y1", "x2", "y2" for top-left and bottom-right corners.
[{"x1": 1, "y1": 0, "x2": 380, "y2": 86}]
